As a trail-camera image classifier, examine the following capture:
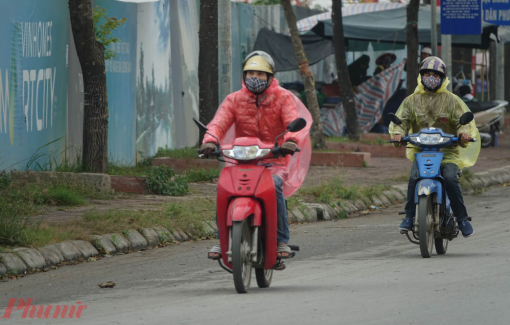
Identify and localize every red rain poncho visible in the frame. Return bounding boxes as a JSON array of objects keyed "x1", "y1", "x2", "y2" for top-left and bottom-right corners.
[{"x1": 203, "y1": 78, "x2": 312, "y2": 197}]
